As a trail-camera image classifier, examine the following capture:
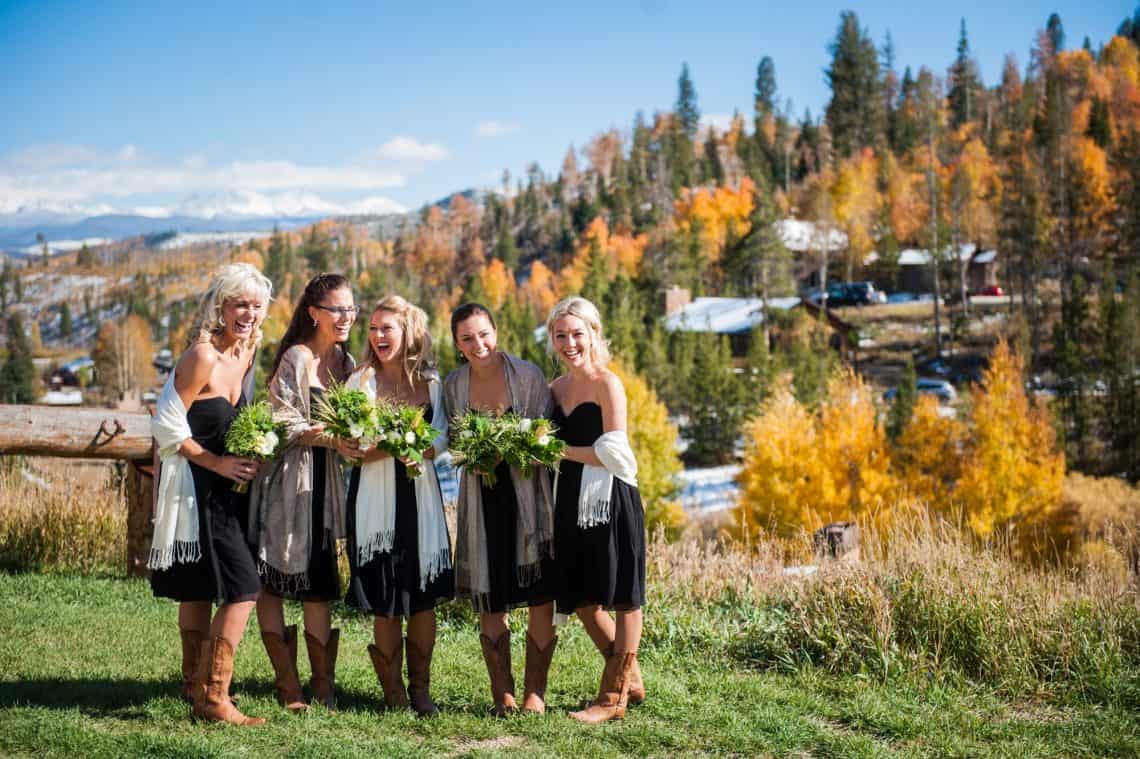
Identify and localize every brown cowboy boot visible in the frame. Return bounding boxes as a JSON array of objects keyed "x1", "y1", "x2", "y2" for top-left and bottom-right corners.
[
  {"x1": 569, "y1": 651, "x2": 637, "y2": 724},
  {"x1": 521, "y1": 634, "x2": 557, "y2": 714},
  {"x1": 304, "y1": 629, "x2": 339, "y2": 710},
  {"x1": 478, "y1": 631, "x2": 517, "y2": 716},
  {"x1": 405, "y1": 635, "x2": 440, "y2": 717},
  {"x1": 179, "y1": 629, "x2": 204, "y2": 702},
  {"x1": 191, "y1": 637, "x2": 266, "y2": 726},
  {"x1": 367, "y1": 641, "x2": 410, "y2": 709},
  {"x1": 600, "y1": 641, "x2": 645, "y2": 705},
  {"x1": 261, "y1": 625, "x2": 307, "y2": 712}
]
